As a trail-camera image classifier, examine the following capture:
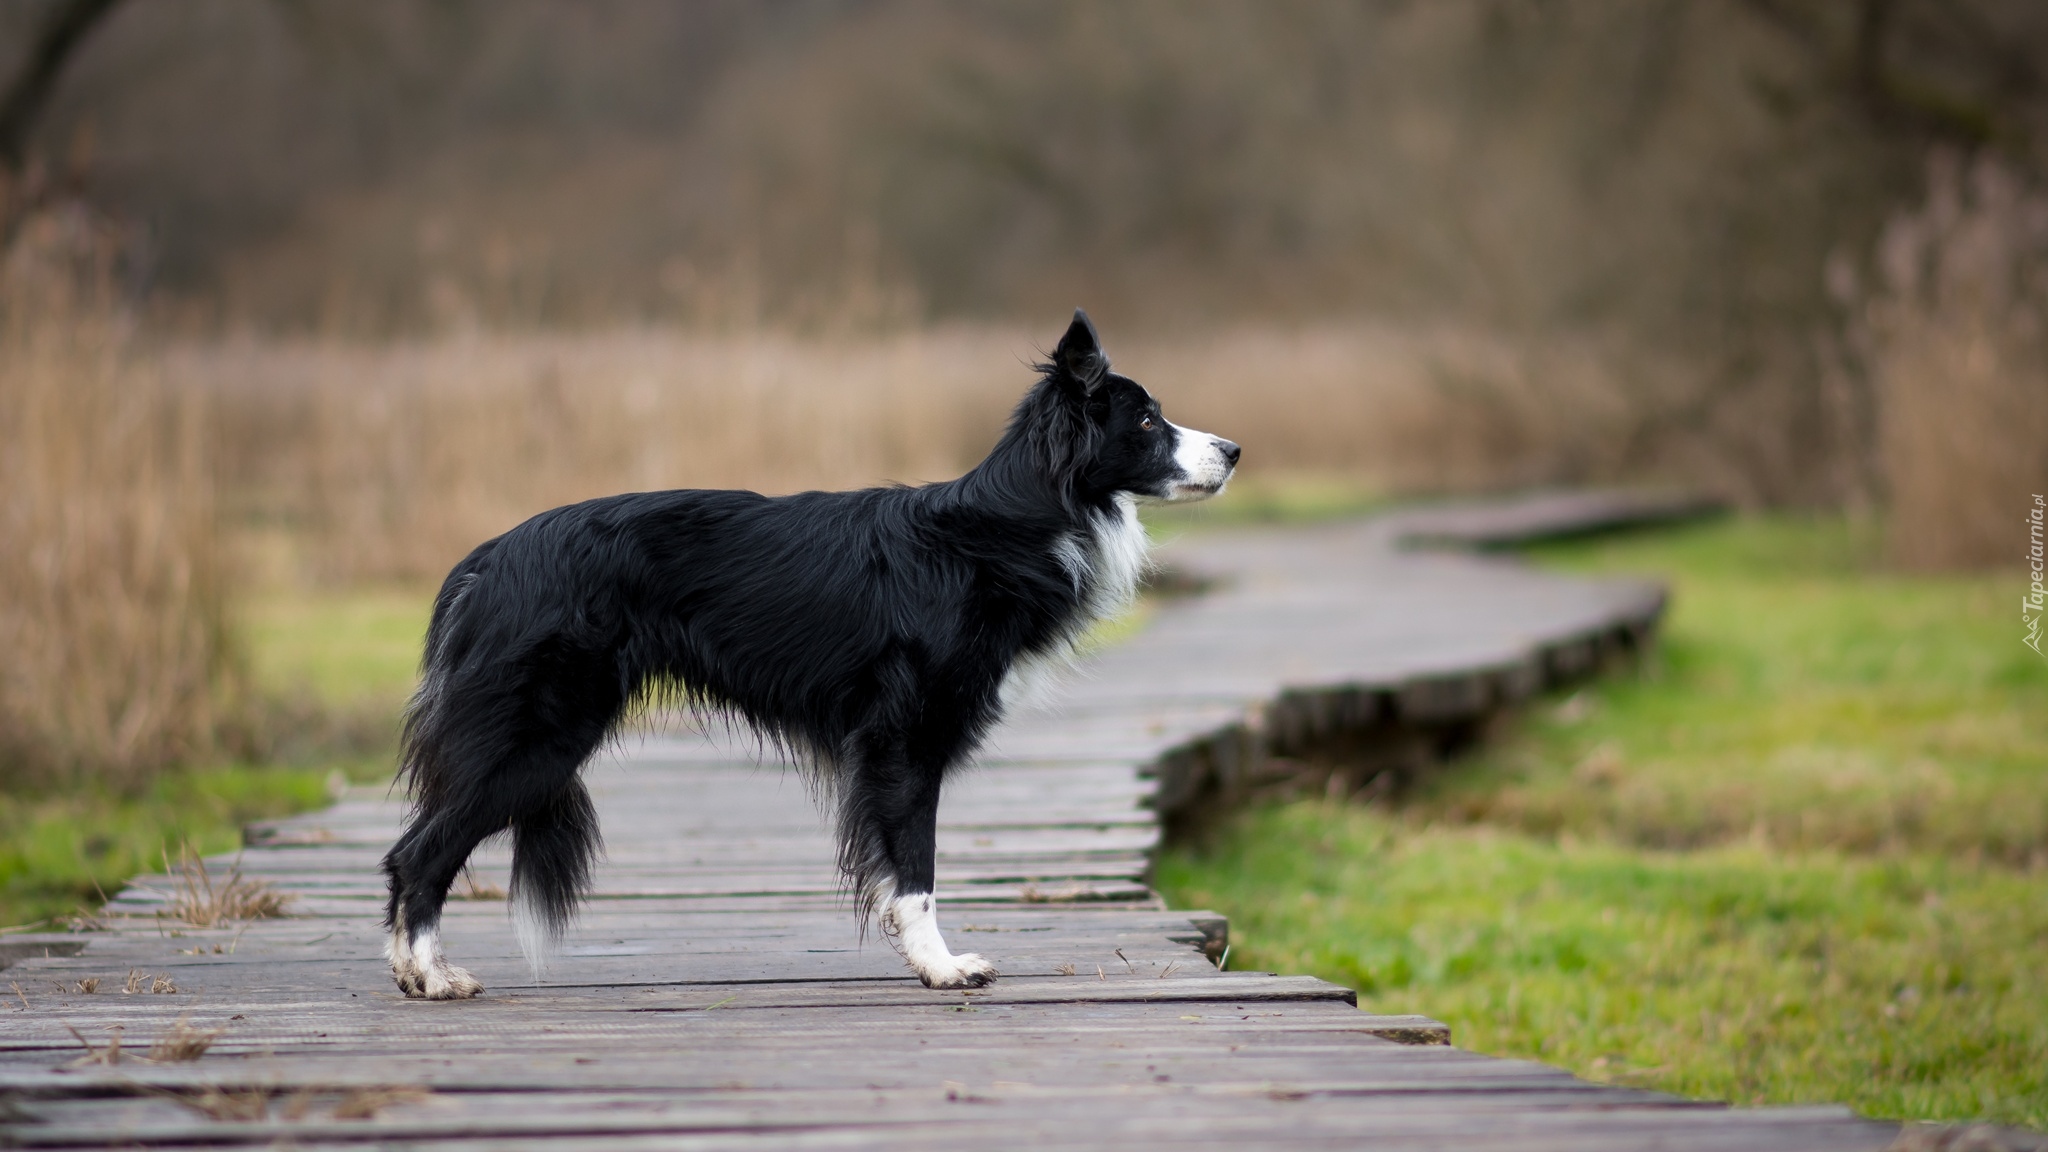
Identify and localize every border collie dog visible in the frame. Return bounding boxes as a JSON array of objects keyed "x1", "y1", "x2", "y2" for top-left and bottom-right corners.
[{"x1": 382, "y1": 310, "x2": 1239, "y2": 998}]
